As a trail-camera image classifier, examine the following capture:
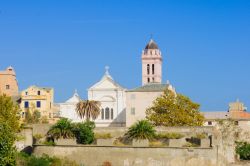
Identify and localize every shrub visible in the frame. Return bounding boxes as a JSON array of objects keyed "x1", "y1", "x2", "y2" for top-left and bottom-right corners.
[
  {"x1": 95, "y1": 133, "x2": 112, "y2": 139},
  {"x1": 236, "y1": 142, "x2": 250, "y2": 160},
  {"x1": 47, "y1": 118, "x2": 74, "y2": 139},
  {"x1": 72, "y1": 121, "x2": 95, "y2": 144},
  {"x1": 195, "y1": 133, "x2": 207, "y2": 139},
  {"x1": 42, "y1": 140, "x2": 56, "y2": 146},
  {"x1": 102, "y1": 161, "x2": 112, "y2": 166},
  {"x1": 155, "y1": 133, "x2": 184, "y2": 139},
  {"x1": 125, "y1": 120, "x2": 156, "y2": 141},
  {"x1": 16, "y1": 153, "x2": 79, "y2": 166}
]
